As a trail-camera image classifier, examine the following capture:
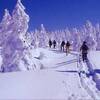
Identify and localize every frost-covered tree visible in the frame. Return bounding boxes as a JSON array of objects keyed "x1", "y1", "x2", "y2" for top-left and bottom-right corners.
[
  {"x1": 24, "y1": 32, "x2": 33, "y2": 47},
  {"x1": 50, "y1": 30, "x2": 61, "y2": 48},
  {"x1": 0, "y1": 0, "x2": 32, "y2": 72},
  {"x1": 85, "y1": 20, "x2": 97, "y2": 50},
  {"x1": 32, "y1": 29, "x2": 40, "y2": 48},
  {"x1": 38, "y1": 24, "x2": 48, "y2": 47},
  {"x1": 0, "y1": 9, "x2": 12, "y2": 46},
  {"x1": 57, "y1": 30, "x2": 63, "y2": 47},
  {"x1": 0, "y1": 9, "x2": 11, "y2": 30},
  {"x1": 71, "y1": 28, "x2": 81, "y2": 51},
  {"x1": 95, "y1": 23, "x2": 100, "y2": 50},
  {"x1": 0, "y1": 9, "x2": 14, "y2": 71},
  {"x1": 32, "y1": 24, "x2": 49, "y2": 48},
  {"x1": 51, "y1": 30, "x2": 58, "y2": 41},
  {"x1": 12, "y1": 0, "x2": 29, "y2": 34},
  {"x1": 64, "y1": 27, "x2": 72, "y2": 42},
  {"x1": 60, "y1": 30, "x2": 66, "y2": 41},
  {"x1": 79, "y1": 25, "x2": 87, "y2": 42}
]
